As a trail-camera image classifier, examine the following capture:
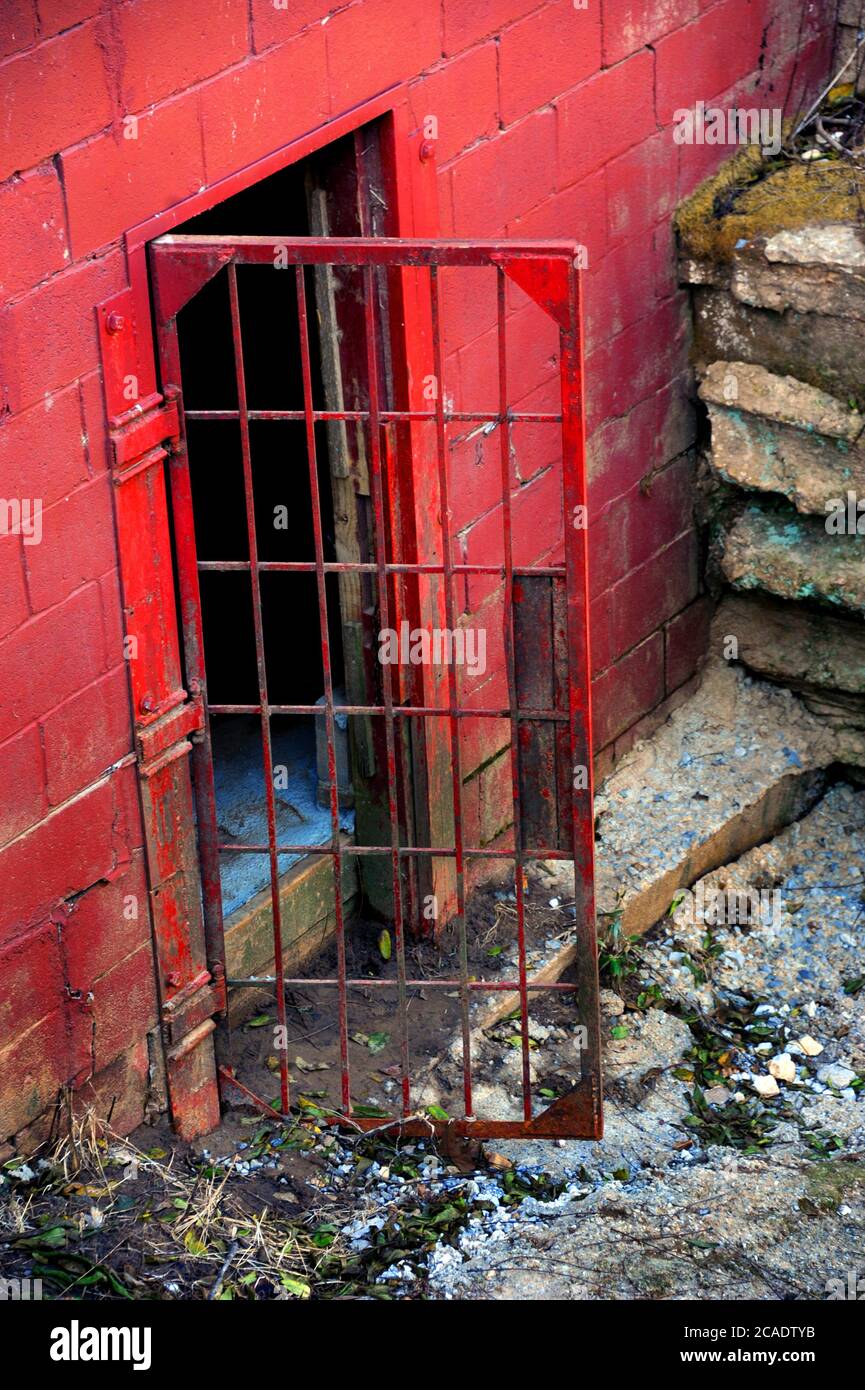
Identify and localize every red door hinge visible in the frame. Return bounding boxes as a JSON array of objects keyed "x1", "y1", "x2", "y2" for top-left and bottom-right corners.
[
  {"x1": 109, "y1": 392, "x2": 180, "y2": 480},
  {"x1": 161, "y1": 966, "x2": 227, "y2": 1050}
]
